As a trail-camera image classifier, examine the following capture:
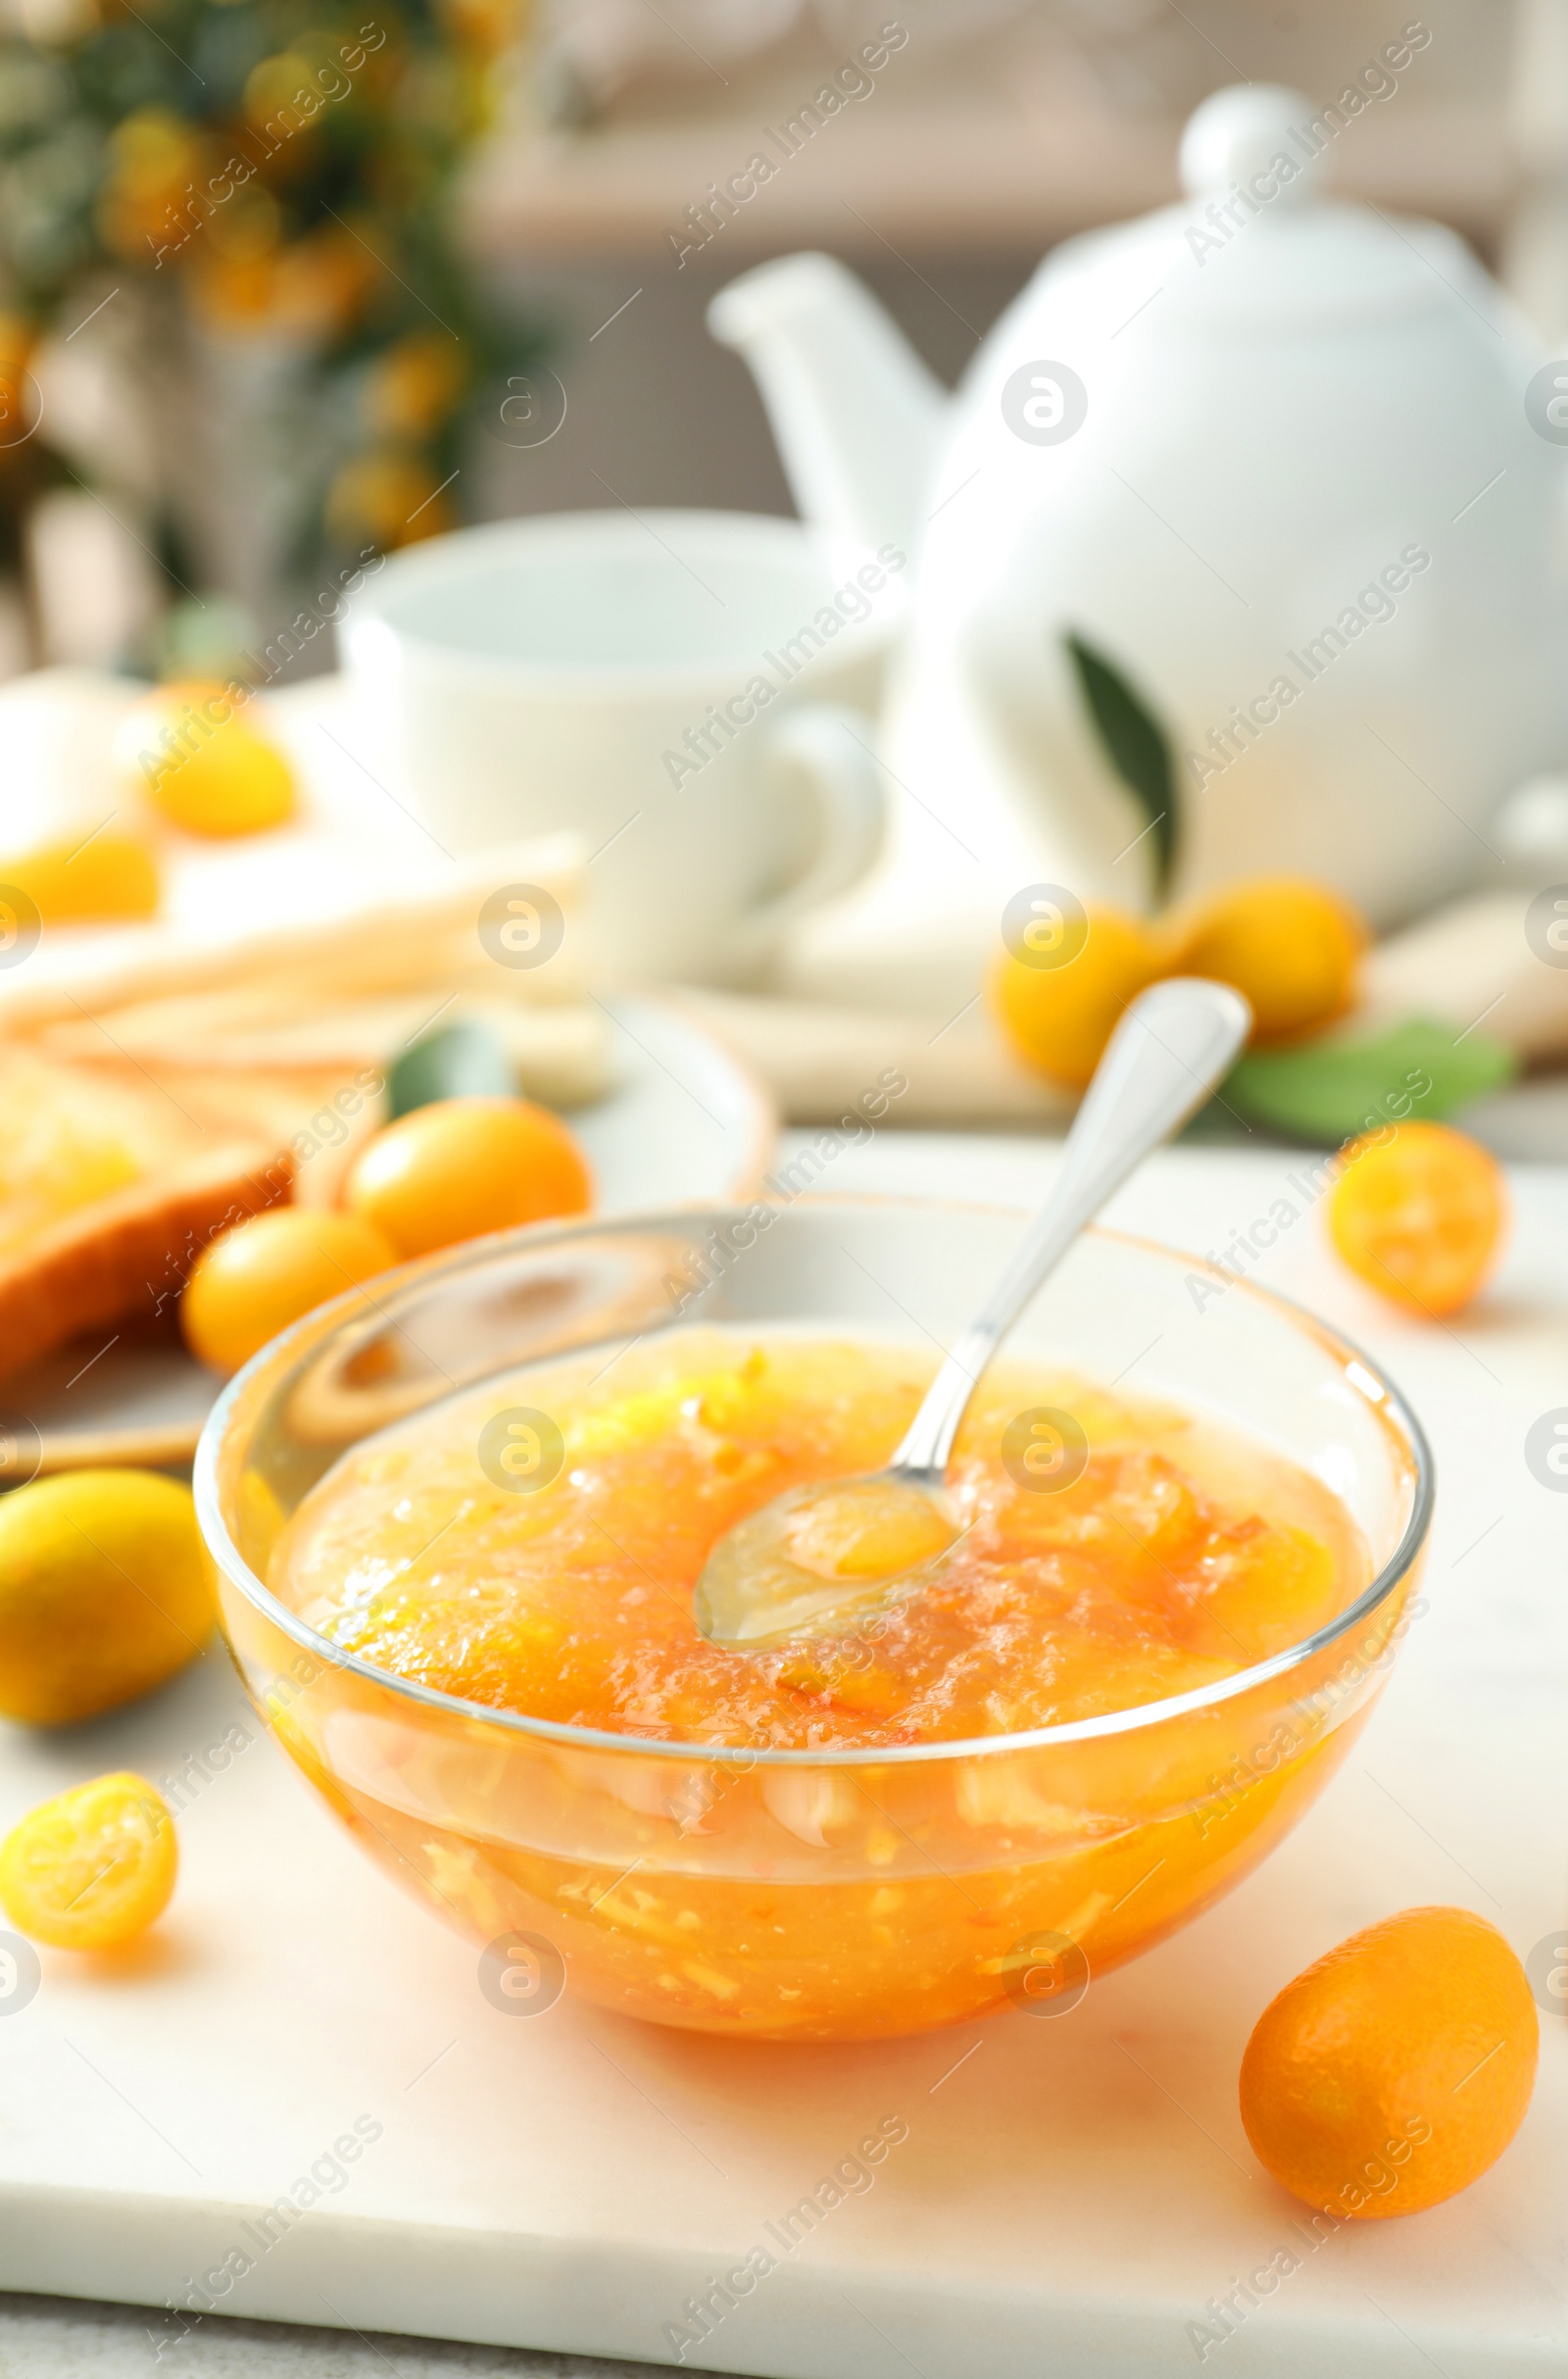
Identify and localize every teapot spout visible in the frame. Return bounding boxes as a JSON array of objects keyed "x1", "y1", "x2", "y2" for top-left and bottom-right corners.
[{"x1": 709, "y1": 253, "x2": 948, "y2": 558}]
